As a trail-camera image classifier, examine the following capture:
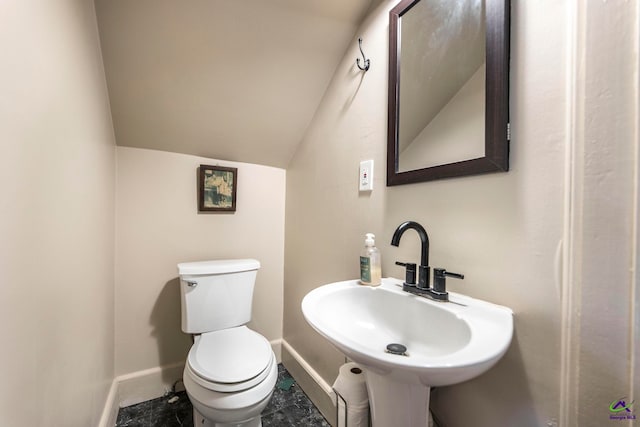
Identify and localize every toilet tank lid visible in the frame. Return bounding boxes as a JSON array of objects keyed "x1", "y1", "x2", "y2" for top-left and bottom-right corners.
[{"x1": 178, "y1": 259, "x2": 260, "y2": 276}]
